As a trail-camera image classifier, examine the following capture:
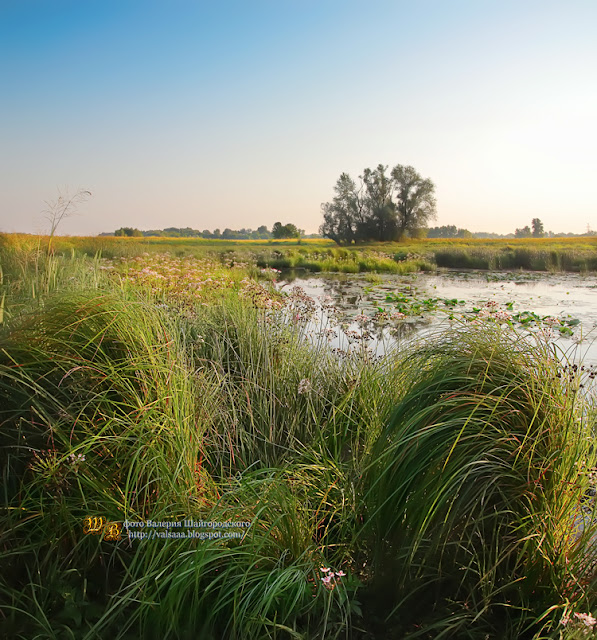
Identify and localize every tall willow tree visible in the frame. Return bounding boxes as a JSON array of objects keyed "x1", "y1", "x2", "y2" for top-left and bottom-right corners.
[{"x1": 319, "y1": 164, "x2": 436, "y2": 244}]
